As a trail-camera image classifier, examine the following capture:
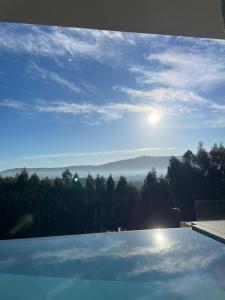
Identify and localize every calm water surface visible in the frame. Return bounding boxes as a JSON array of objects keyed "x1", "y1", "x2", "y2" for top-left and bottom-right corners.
[{"x1": 0, "y1": 228, "x2": 224, "y2": 299}]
